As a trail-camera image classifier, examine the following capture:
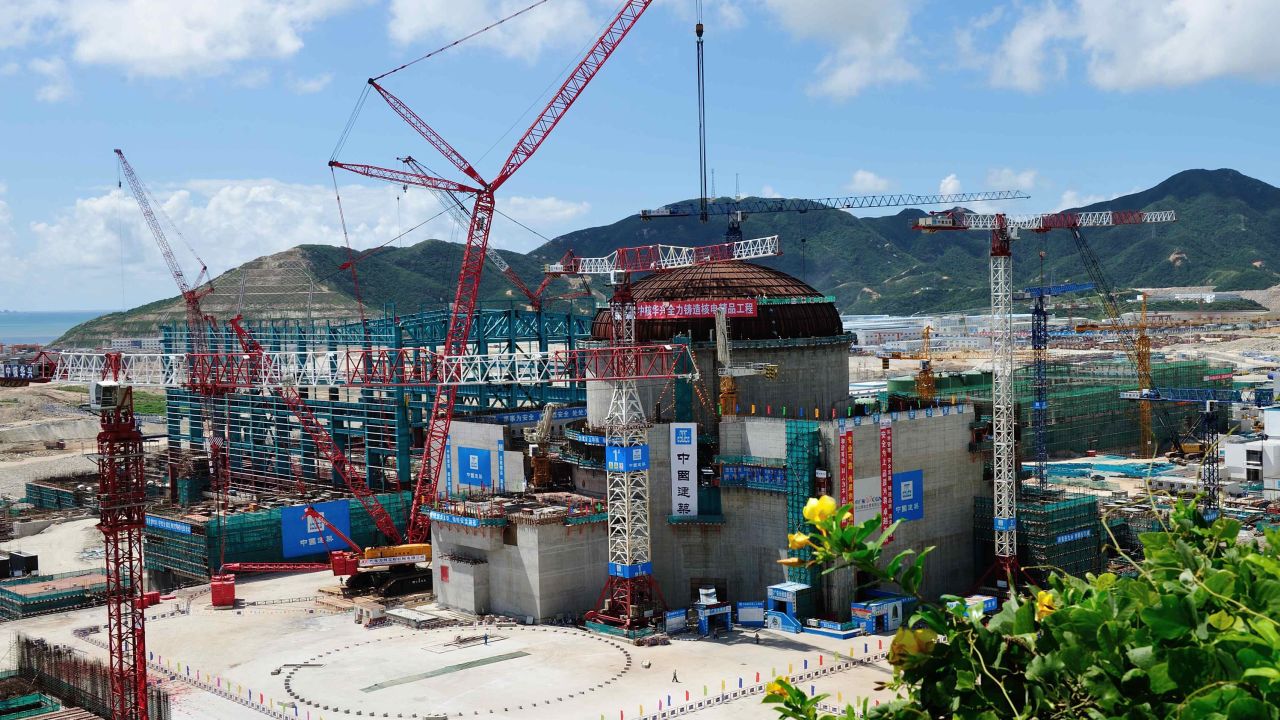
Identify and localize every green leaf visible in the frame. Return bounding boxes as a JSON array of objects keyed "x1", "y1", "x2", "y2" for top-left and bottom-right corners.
[
  {"x1": 955, "y1": 669, "x2": 975, "y2": 691},
  {"x1": 1209, "y1": 610, "x2": 1237, "y2": 631},
  {"x1": 1140, "y1": 595, "x2": 1194, "y2": 640},
  {"x1": 1011, "y1": 596, "x2": 1037, "y2": 635},
  {"x1": 1243, "y1": 666, "x2": 1280, "y2": 681},
  {"x1": 1148, "y1": 662, "x2": 1177, "y2": 694},
  {"x1": 1126, "y1": 645, "x2": 1156, "y2": 669},
  {"x1": 1026, "y1": 651, "x2": 1065, "y2": 681},
  {"x1": 1226, "y1": 696, "x2": 1272, "y2": 720},
  {"x1": 1248, "y1": 616, "x2": 1280, "y2": 646},
  {"x1": 1205, "y1": 569, "x2": 1237, "y2": 596}
]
